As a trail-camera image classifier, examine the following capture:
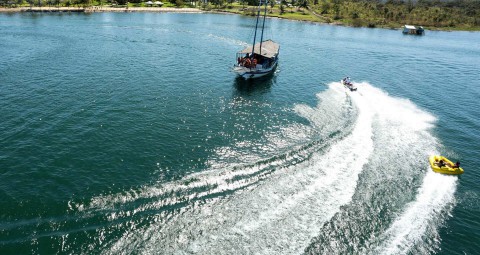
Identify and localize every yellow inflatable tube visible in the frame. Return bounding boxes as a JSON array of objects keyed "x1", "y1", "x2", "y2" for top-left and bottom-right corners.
[{"x1": 429, "y1": 155, "x2": 464, "y2": 175}]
